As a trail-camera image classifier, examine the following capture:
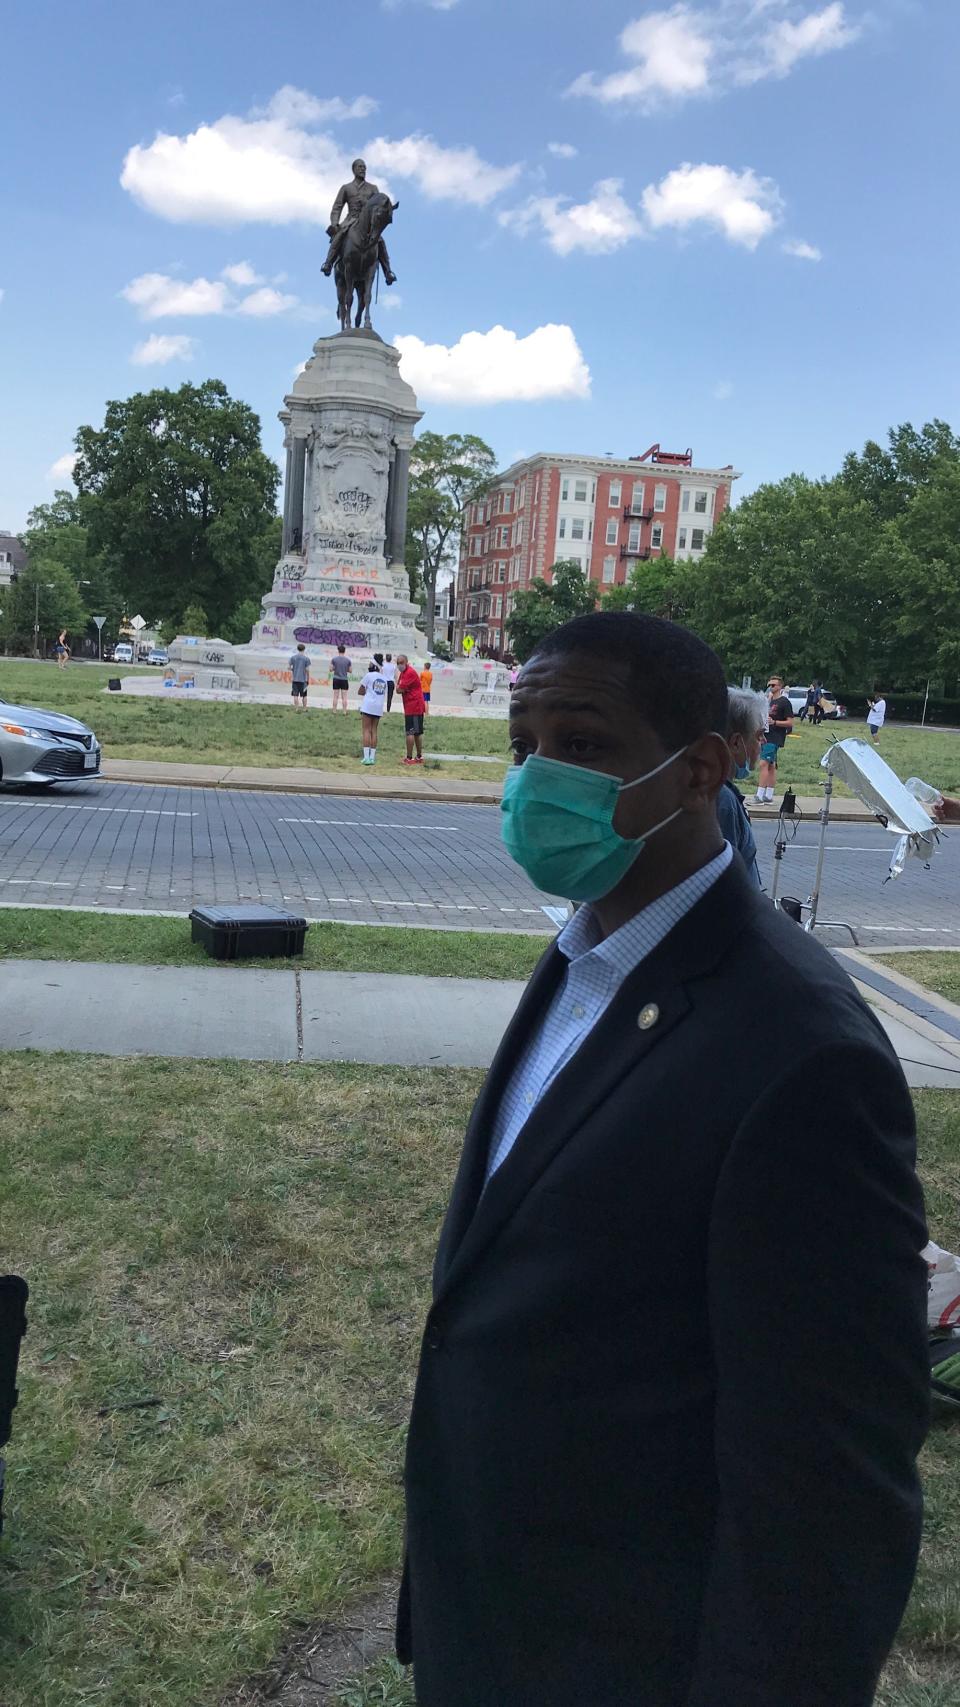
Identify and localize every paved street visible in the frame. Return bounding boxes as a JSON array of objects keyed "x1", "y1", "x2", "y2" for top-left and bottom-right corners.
[{"x1": 0, "y1": 779, "x2": 956, "y2": 943}]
